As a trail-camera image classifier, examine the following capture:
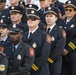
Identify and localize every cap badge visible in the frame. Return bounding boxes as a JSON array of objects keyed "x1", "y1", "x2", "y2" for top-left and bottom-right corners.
[
  {"x1": 13, "y1": 24, "x2": 16, "y2": 28},
  {"x1": 29, "y1": 4, "x2": 32, "y2": 8},
  {"x1": 48, "y1": 7, "x2": 51, "y2": 10},
  {"x1": 20, "y1": 2, "x2": 23, "y2": 4},
  {"x1": 12, "y1": 6, "x2": 14, "y2": 9},
  {"x1": 32, "y1": 43, "x2": 37, "y2": 48},
  {"x1": 68, "y1": 1, "x2": 71, "y2": 4},
  {"x1": 17, "y1": 54, "x2": 21, "y2": 60},
  {"x1": 0, "y1": 19, "x2": 3, "y2": 23},
  {"x1": 31, "y1": 10, "x2": 34, "y2": 14}
]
